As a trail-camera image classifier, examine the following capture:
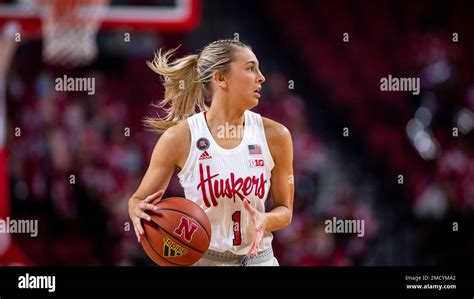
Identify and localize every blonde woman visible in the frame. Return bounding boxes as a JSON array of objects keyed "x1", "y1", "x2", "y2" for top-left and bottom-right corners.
[{"x1": 128, "y1": 39, "x2": 294, "y2": 266}]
